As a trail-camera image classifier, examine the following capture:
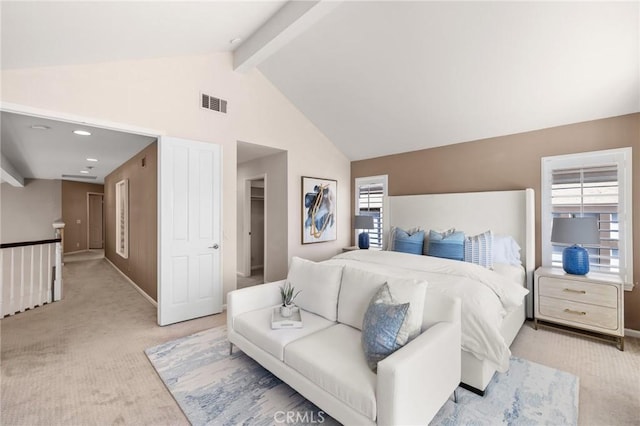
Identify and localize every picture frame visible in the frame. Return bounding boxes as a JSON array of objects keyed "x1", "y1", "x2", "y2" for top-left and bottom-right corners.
[
  {"x1": 115, "y1": 178, "x2": 129, "y2": 258},
  {"x1": 301, "y1": 176, "x2": 337, "y2": 244}
]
